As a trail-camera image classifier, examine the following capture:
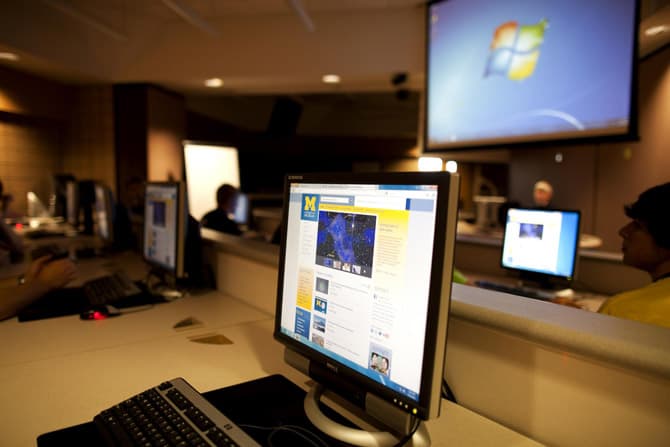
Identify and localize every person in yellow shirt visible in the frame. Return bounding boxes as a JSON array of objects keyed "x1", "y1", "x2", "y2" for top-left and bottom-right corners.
[{"x1": 598, "y1": 182, "x2": 670, "y2": 328}]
